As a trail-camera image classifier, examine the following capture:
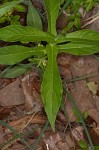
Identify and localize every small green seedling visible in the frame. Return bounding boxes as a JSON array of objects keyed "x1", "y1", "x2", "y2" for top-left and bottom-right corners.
[
  {"x1": 79, "y1": 140, "x2": 88, "y2": 149},
  {"x1": 61, "y1": 0, "x2": 99, "y2": 30},
  {"x1": 0, "y1": 0, "x2": 26, "y2": 24}
]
